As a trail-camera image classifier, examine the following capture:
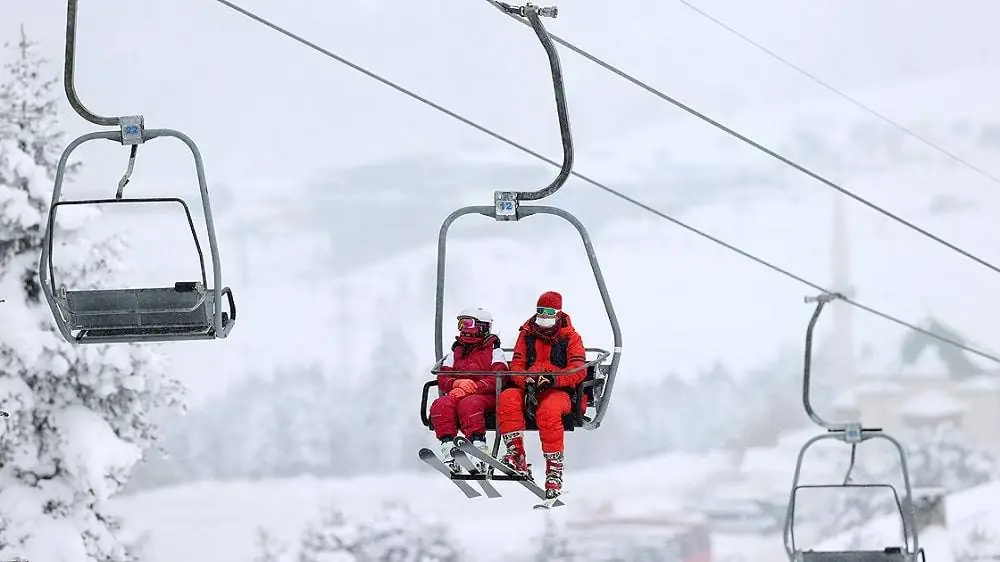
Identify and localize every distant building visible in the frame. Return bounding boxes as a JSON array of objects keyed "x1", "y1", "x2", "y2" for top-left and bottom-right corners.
[
  {"x1": 831, "y1": 341, "x2": 1000, "y2": 458},
  {"x1": 824, "y1": 189, "x2": 1000, "y2": 456}
]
